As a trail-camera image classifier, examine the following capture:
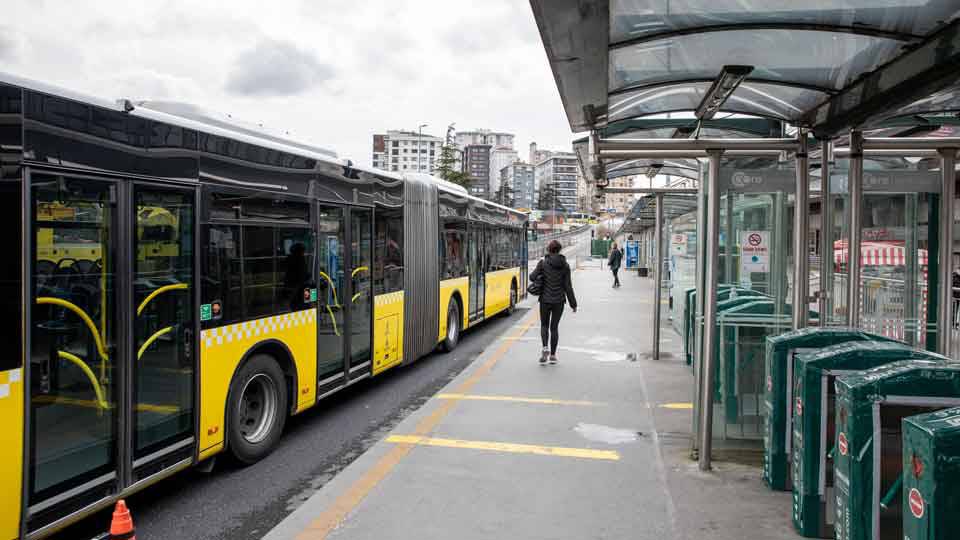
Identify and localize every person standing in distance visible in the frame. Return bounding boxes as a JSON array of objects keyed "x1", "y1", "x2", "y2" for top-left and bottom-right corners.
[
  {"x1": 529, "y1": 240, "x2": 578, "y2": 365},
  {"x1": 608, "y1": 242, "x2": 623, "y2": 288}
]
